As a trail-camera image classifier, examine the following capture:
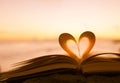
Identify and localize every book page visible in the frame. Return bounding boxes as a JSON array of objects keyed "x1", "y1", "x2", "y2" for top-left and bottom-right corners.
[
  {"x1": 81, "y1": 39, "x2": 120, "y2": 73},
  {"x1": 90, "y1": 39, "x2": 120, "y2": 57},
  {"x1": 82, "y1": 39, "x2": 120, "y2": 62}
]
